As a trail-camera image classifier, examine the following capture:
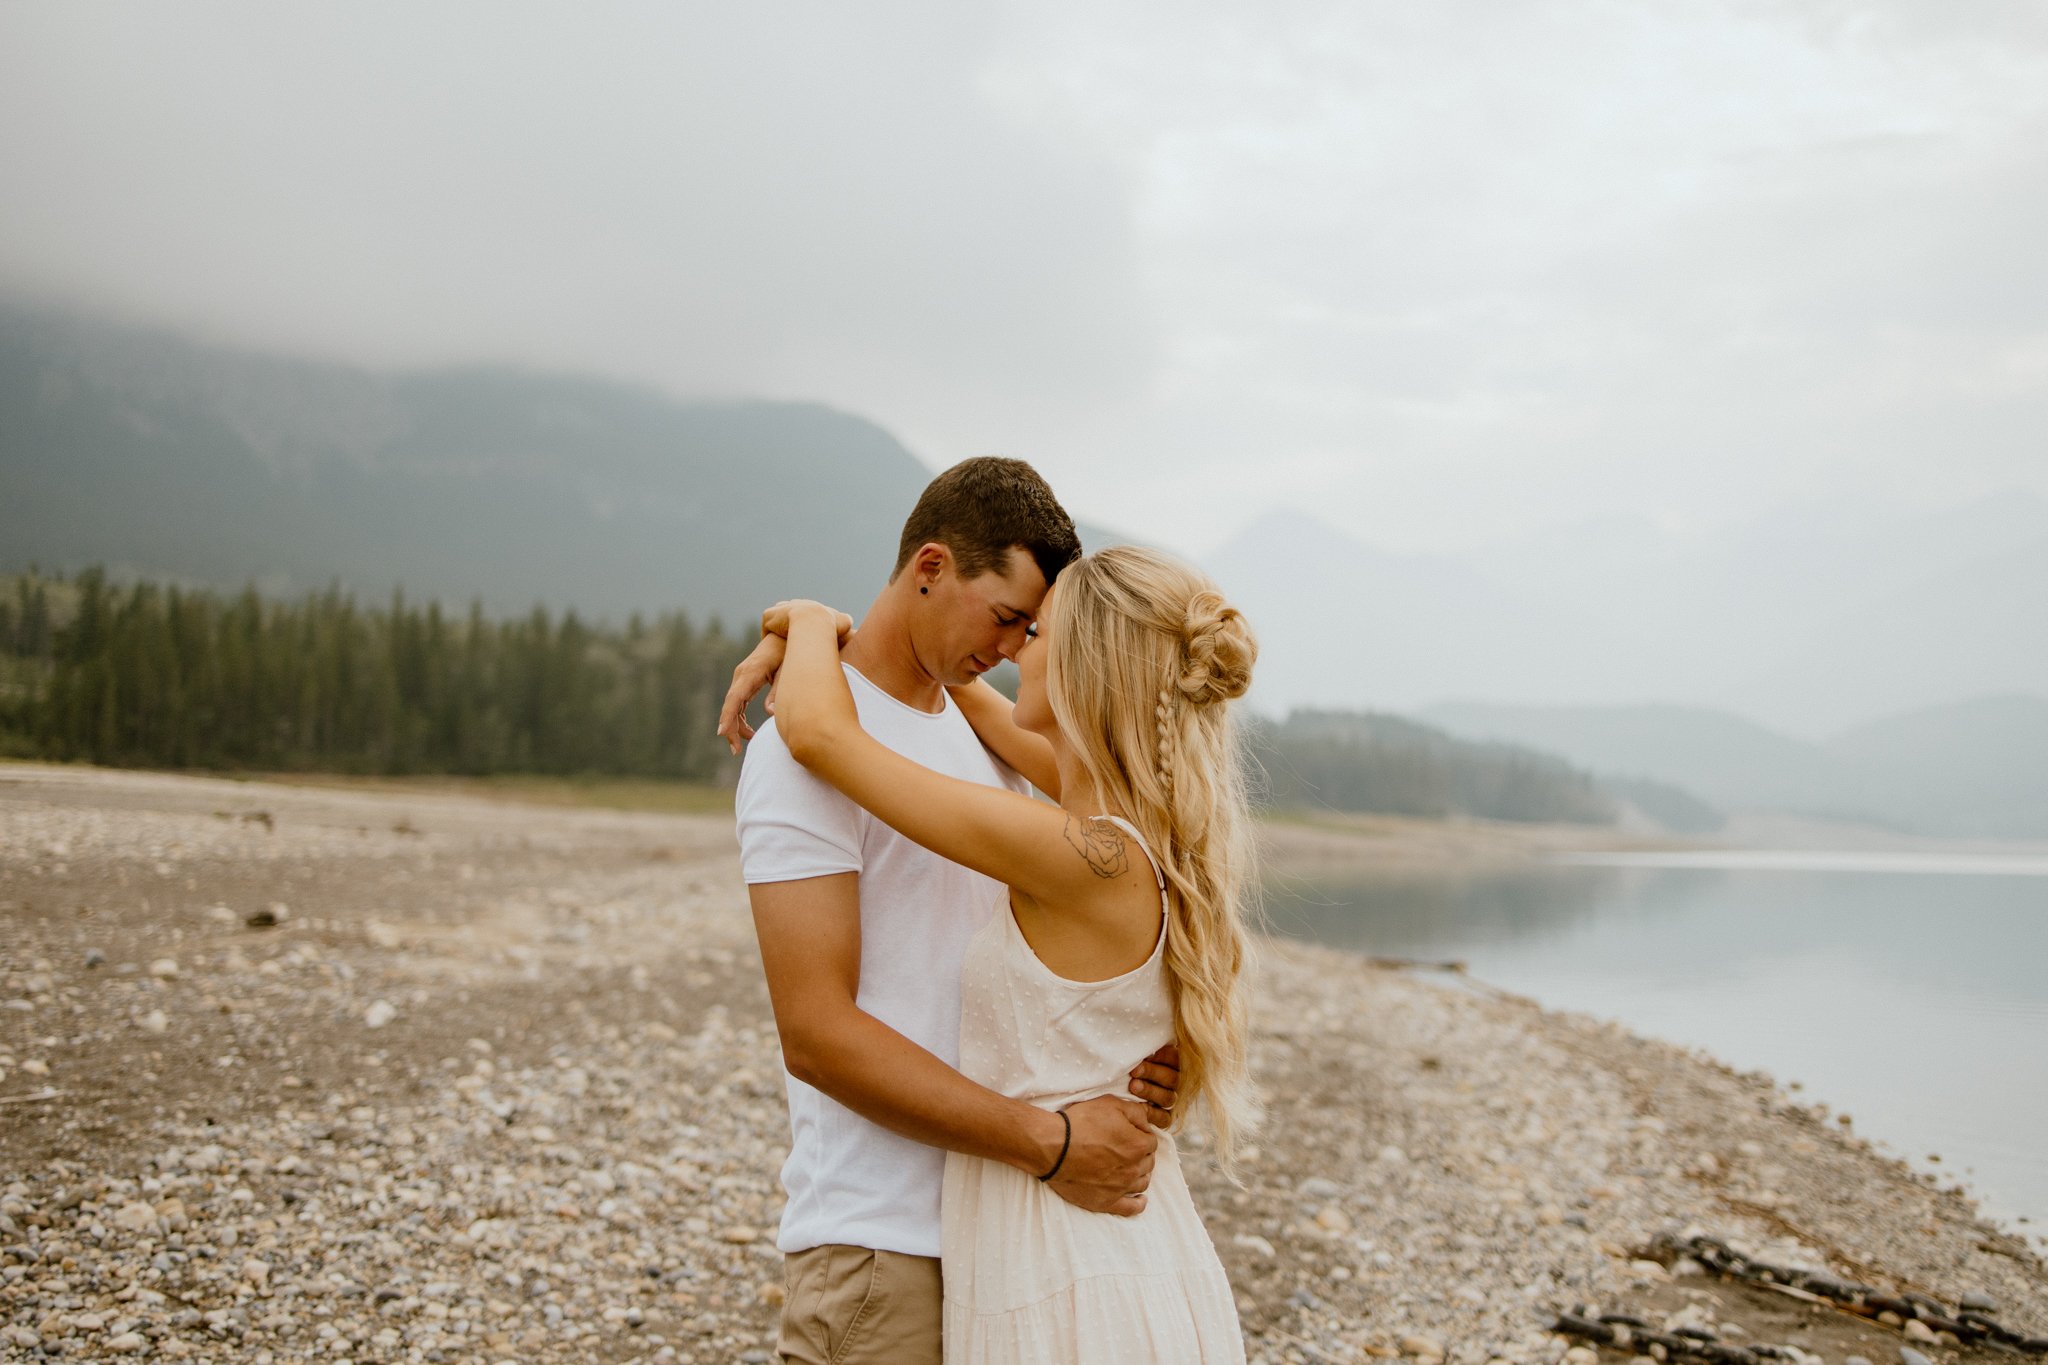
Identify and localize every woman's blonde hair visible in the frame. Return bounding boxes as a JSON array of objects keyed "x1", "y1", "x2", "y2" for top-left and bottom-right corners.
[{"x1": 1043, "y1": 544, "x2": 1261, "y2": 1163}]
